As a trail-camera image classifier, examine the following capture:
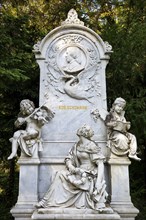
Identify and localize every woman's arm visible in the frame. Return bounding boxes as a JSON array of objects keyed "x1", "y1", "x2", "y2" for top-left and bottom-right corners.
[{"x1": 65, "y1": 158, "x2": 76, "y2": 174}]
